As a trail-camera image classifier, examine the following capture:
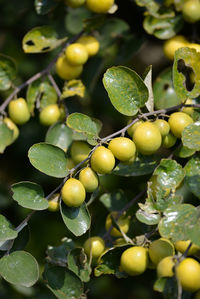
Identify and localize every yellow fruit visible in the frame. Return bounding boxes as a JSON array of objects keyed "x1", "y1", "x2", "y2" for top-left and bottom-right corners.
[
  {"x1": 153, "y1": 119, "x2": 170, "y2": 137},
  {"x1": 3, "y1": 117, "x2": 19, "y2": 141},
  {"x1": 149, "y1": 238, "x2": 175, "y2": 265},
  {"x1": 8, "y1": 98, "x2": 30, "y2": 125},
  {"x1": 182, "y1": 0, "x2": 200, "y2": 23},
  {"x1": 56, "y1": 55, "x2": 83, "y2": 80},
  {"x1": 188, "y1": 43, "x2": 200, "y2": 53},
  {"x1": 65, "y1": 43, "x2": 88, "y2": 66},
  {"x1": 39, "y1": 104, "x2": 61, "y2": 126},
  {"x1": 176, "y1": 258, "x2": 200, "y2": 292},
  {"x1": 133, "y1": 122, "x2": 162, "y2": 155},
  {"x1": 157, "y1": 256, "x2": 175, "y2": 278},
  {"x1": 70, "y1": 141, "x2": 91, "y2": 164},
  {"x1": 79, "y1": 167, "x2": 98, "y2": 192},
  {"x1": 163, "y1": 35, "x2": 188, "y2": 60},
  {"x1": 169, "y1": 112, "x2": 193, "y2": 138},
  {"x1": 64, "y1": 0, "x2": 85, "y2": 8},
  {"x1": 162, "y1": 132, "x2": 177, "y2": 148},
  {"x1": 175, "y1": 240, "x2": 200, "y2": 256},
  {"x1": 48, "y1": 193, "x2": 60, "y2": 212},
  {"x1": 91, "y1": 146, "x2": 115, "y2": 174},
  {"x1": 181, "y1": 98, "x2": 194, "y2": 116},
  {"x1": 86, "y1": 0, "x2": 114, "y2": 13},
  {"x1": 77, "y1": 35, "x2": 100, "y2": 57},
  {"x1": 127, "y1": 120, "x2": 144, "y2": 138},
  {"x1": 120, "y1": 246, "x2": 149, "y2": 276},
  {"x1": 108, "y1": 137, "x2": 136, "y2": 162},
  {"x1": 105, "y1": 212, "x2": 130, "y2": 237},
  {"x1": 84, "y1": 236, "x2": 105, "y2": 258},
  {"x1": 66, "y1": 158, "x2": 75, "y2": 170},
  {"x1": 61, "y1": 178, "x2": 86, "y2": 207}
]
